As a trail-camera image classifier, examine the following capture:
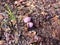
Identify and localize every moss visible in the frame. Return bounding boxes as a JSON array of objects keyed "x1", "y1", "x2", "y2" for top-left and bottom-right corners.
[{"x1": 5, "y1": 4, "x2": 16, "y2": 21}]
